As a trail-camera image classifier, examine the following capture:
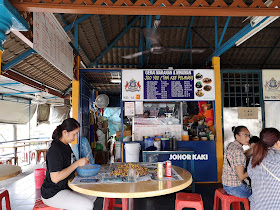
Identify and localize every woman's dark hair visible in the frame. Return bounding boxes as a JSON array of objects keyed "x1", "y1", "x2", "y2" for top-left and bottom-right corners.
[
  {"x1": 144, "y1": 110, "x2": 150, "y2": 115},
  {"x1": 249, "y1": 136, "x2": 260, "y2": 144},
  {"x1": 232, "y1": 126, "x2": 248, "y2": 138},
  {"x1": 52, "y1": 118, "x2": 80, "y2": 141},
  {"x1": 251, "y1": 128, "x2": 280, "y2": 168}
]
